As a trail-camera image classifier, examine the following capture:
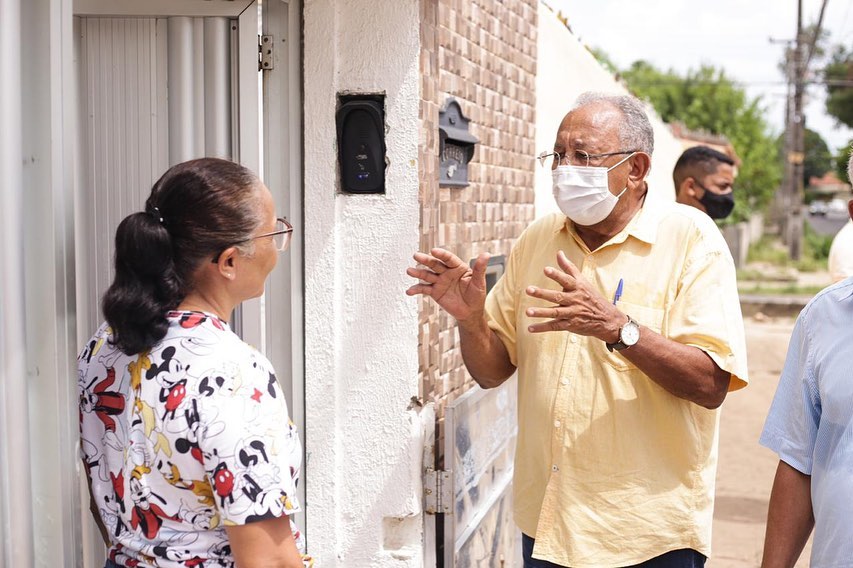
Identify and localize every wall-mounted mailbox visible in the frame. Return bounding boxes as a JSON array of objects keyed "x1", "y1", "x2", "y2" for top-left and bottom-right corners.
[
  {"x1": 439, "y1": 98, "x2": 478, "y2": 188},
  {"x1": 336, "y1": 95, "x2": 386, "y2": 194}
]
